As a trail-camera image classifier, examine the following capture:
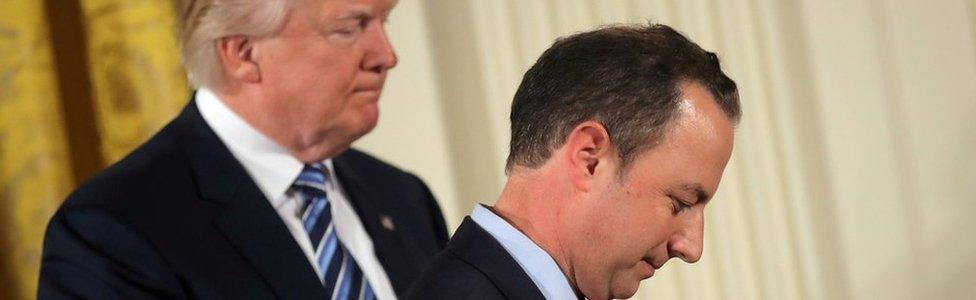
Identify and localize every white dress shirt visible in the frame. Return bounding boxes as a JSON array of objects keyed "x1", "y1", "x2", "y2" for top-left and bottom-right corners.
[
  {"x1": 196, "y1": 88, "x2": 397, "y2": 300},
  {"x1": 470, "y1": 204, "x2": 578, "y2": 300}
]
